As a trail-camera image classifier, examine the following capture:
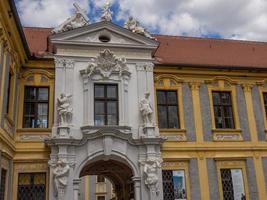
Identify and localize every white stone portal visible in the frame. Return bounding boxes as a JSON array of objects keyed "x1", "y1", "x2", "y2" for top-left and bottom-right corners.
[{"x1": 46, "y1": 20, "x2": 164, "y2": 200}]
